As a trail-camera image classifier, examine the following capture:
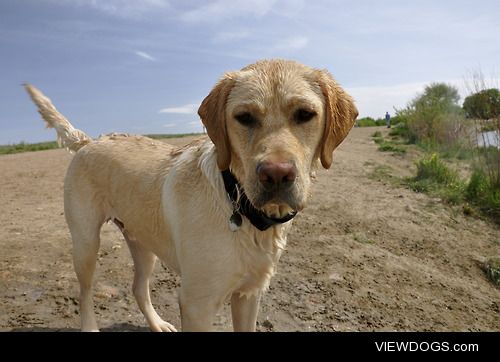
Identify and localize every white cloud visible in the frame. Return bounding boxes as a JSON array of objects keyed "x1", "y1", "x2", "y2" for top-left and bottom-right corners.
[
  {"x1": 269, "y1": 0, "x2": 304, "y2": 18},
  {"x1": 212, "y1": 31, "x2": 250, "y2": 43},
  {"x1": 163, "y1": 122, "x2": 176, "y2": 128},
  {"x1": 46, "y1": 0, "x2": 169, "y2": 19},
  {"x1": 135, "y1": 50, "x2": 156, "y2": 61},
  {"x1": 275, "y1": 36, "x2": 308, "y2": 52},
  {"x1": 188, "y1": 121, "x2": 200, "y2": 126},
  {"x1": 181, "y1": 0, "x2": 276, "y2": 23},
  {"x1": 159, "y1": 103, "x2": 199, "y2": 114},
  {"x1": 180, "y1": 0, "x2": 305, "y2": 24}
]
